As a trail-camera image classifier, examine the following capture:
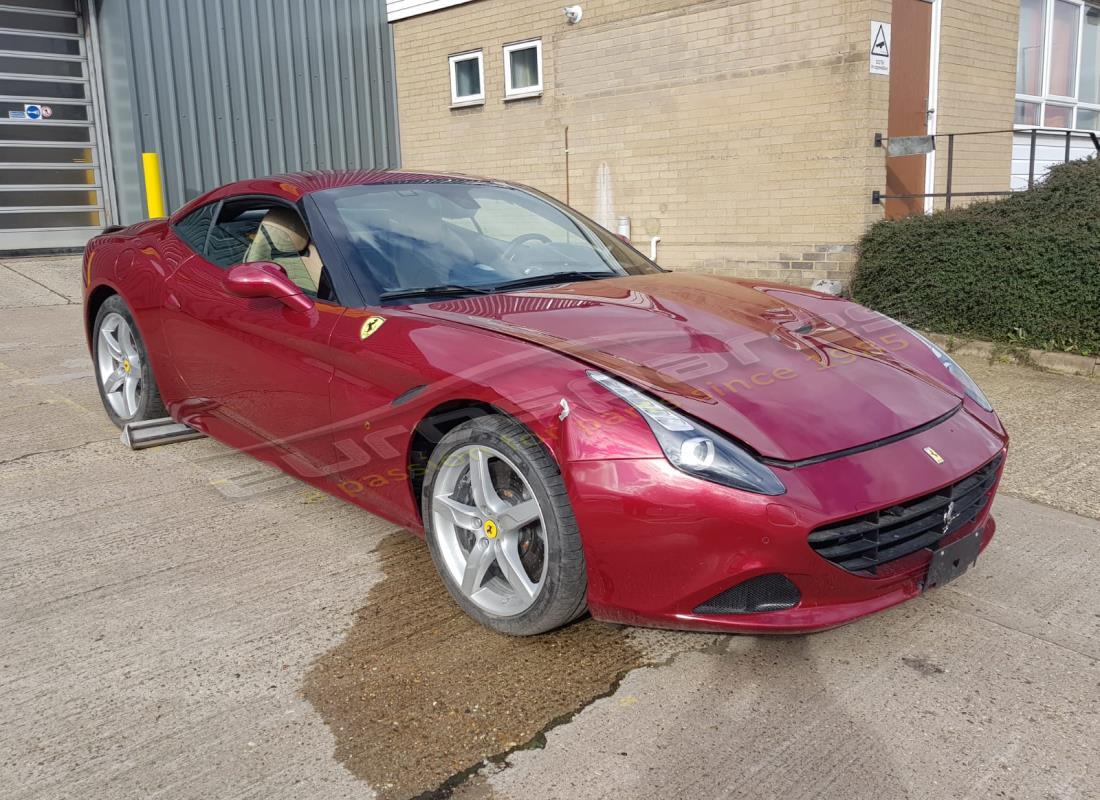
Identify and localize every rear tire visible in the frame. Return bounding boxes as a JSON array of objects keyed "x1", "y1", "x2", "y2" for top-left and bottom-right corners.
[
  {"x1": 92, "y1": 294, "x2": 166, "y2": 429},
  {"x1": 422, "y1": 414, "x2": 588, "y2": 635}
]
